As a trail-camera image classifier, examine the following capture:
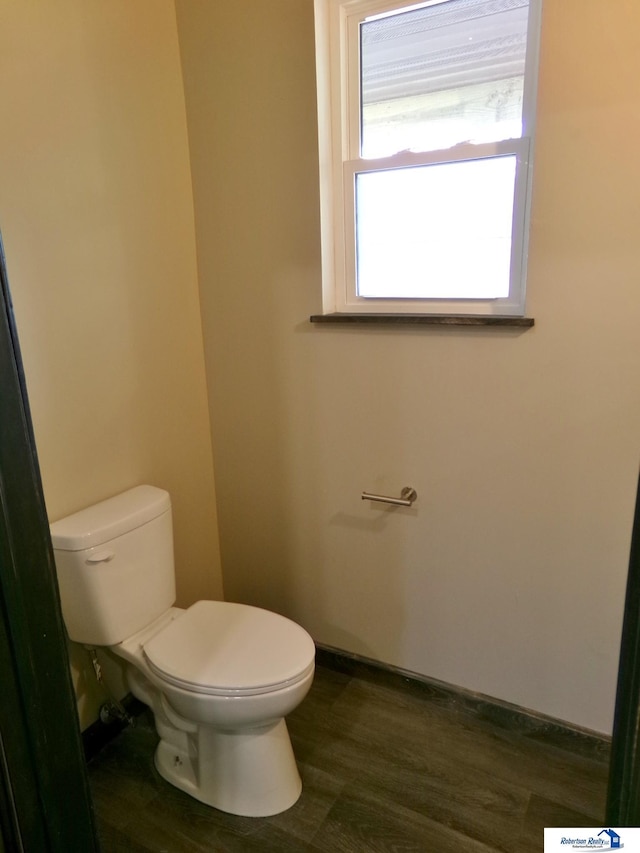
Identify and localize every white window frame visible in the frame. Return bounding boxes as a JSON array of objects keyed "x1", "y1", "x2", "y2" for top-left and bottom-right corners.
[{"x1": 314, "y1": 0, "x2": 542, "y2": 317}]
